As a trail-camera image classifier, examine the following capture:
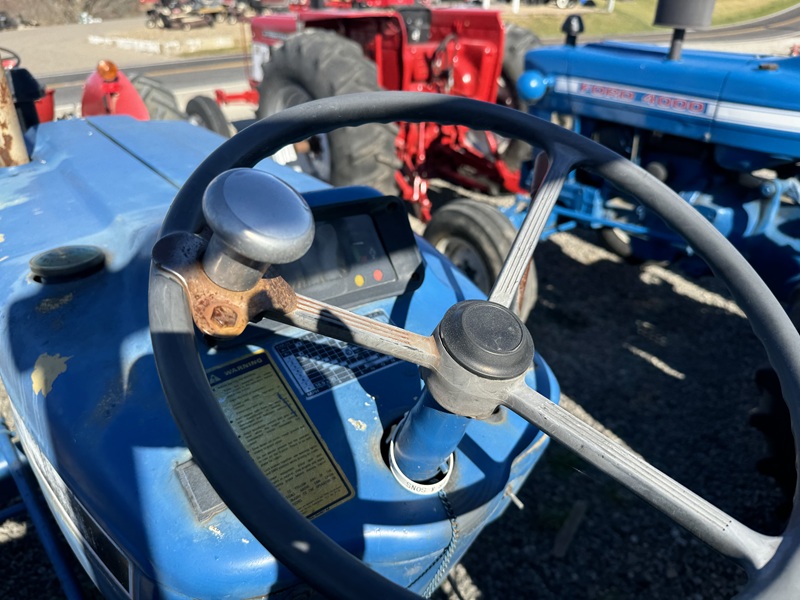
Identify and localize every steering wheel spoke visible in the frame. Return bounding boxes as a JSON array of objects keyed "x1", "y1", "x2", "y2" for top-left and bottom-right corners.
[
  {"x1": 490, "y1": 148, "x2": 577, "y2": 309},
  {"x1": 152, "y1": 230, "x2": 440, "y2": 370},
  {"x1": 503, "y1": 380, "x2": 782, "y2": 573},
  {"x1": 268, "y1": 294, "x2": 440, "y2": 370}
]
